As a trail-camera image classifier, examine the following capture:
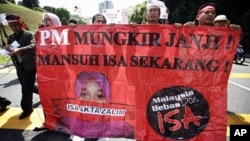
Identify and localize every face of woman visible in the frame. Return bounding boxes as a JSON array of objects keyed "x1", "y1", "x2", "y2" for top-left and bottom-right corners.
[
  {"x1": 43, "y1": 14, "x2": 54, "y2": 27},
  {"x1": 79, "y1": 78, "x2": 106, "y2": 103}
]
